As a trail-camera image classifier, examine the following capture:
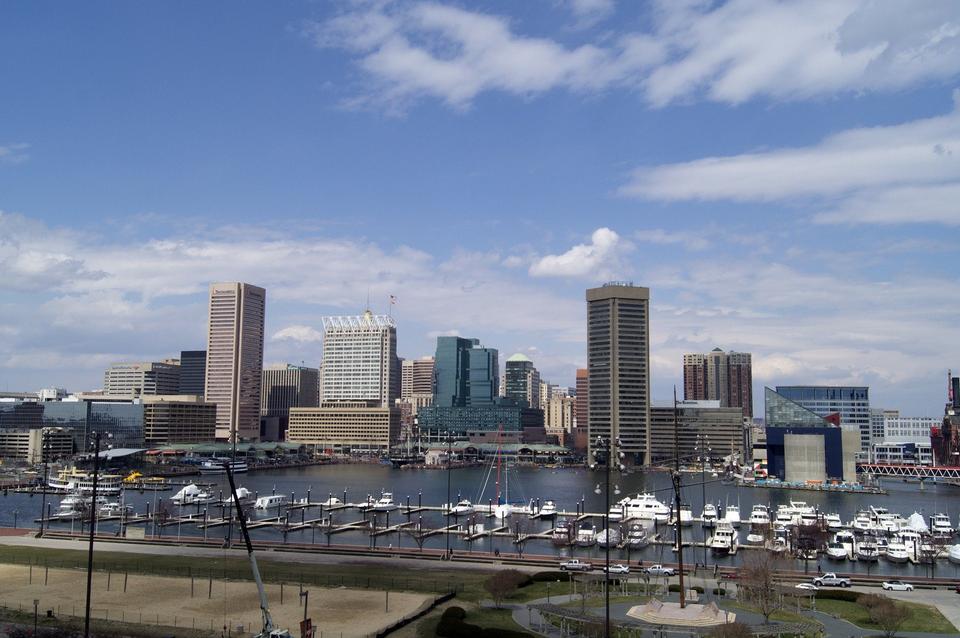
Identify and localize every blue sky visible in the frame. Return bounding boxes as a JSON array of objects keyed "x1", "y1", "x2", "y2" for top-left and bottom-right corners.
[{"x1": 1, "y1": 0, "x2": 959, "y2": 415}]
